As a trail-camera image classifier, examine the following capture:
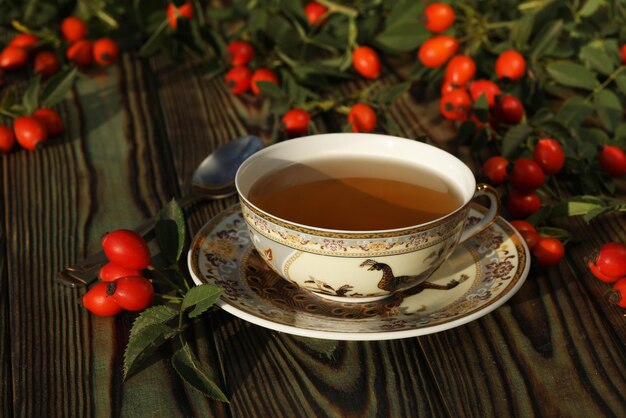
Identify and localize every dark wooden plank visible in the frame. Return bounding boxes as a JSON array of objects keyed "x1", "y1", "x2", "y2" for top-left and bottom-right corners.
[{"x1": 0, "y1": 215, "x2": 12, "y2": 418}]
